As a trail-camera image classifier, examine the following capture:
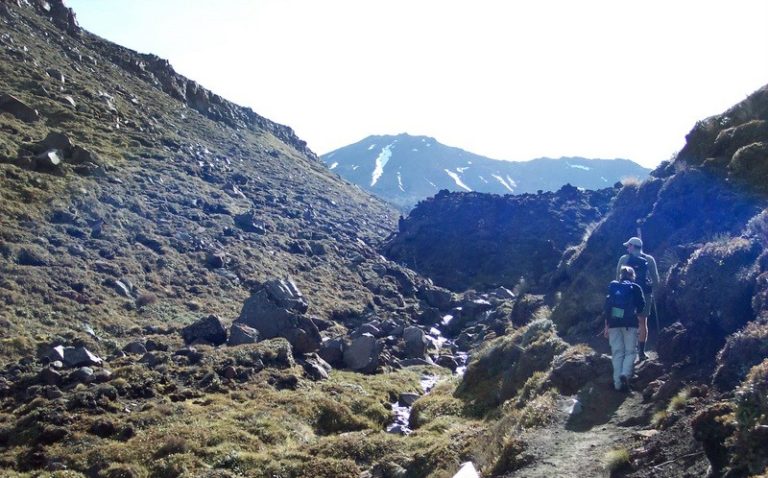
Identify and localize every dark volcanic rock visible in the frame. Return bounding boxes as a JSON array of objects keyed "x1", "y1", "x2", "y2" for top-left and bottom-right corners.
[
  {"x1": 403, "y1": 326, "x2": 427, "y2": 359},
  {"x1": 236, "y1": 279, "x2": 320, "y2": 353},
  {"x1": 343, "y1": 333, "x2": 381, "y2": 372},
  {"x1": 228, "y1": 322, "x2": 259, "y2": 346},
  {"x1": 0, "y1": 93, "x2": 38, "y2": 122},
  {"x1": 383, "y1": 185, "x2": 616, "y2": 292},
  {"x1": 61, "y1": 347, "x2": 102, "y2": 368},
  {"x1": 181, "y1": 315, "x2": 227, "y2": 346}
]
